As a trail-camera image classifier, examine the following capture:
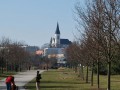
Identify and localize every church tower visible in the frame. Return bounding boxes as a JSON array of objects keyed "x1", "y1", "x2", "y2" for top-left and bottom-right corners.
[{"x1": 54, "y1": 23, "x2": 60, "y2": 47}]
